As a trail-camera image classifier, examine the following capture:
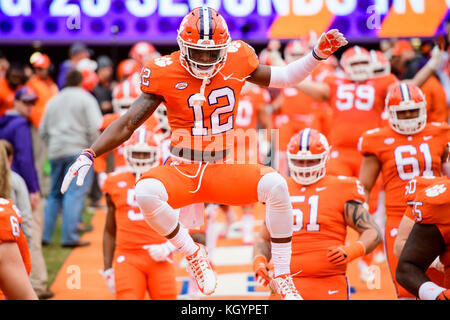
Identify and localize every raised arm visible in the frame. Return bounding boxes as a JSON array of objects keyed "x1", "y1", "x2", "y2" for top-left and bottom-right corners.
[
  {"x1": 407, "y1": 46, "x2": 442, "y2": 88},
  {"x1": 247, "y1": 29, "x2": 347, "y2": 88},
  {"x1": 60, "y1": 92, "x2": 163, "y2": 194},
  {"x1": 92, "y1": 92, "x2": 163, "y2": 156}
]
